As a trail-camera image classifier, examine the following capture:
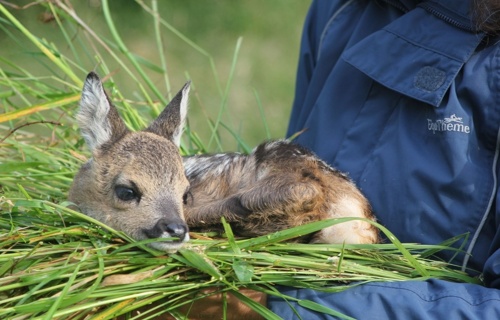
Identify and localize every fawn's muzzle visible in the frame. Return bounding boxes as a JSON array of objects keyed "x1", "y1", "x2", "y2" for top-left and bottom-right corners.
[{"x1": 143, "y1": 218, "x2": 189, "y2": 242}]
